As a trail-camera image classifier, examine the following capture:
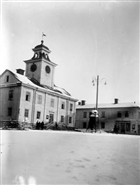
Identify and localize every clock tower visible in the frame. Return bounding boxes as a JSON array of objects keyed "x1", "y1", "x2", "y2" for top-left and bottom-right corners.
[{"x1": 24, "y1": 40, "x2": 57, "y2": 88}]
